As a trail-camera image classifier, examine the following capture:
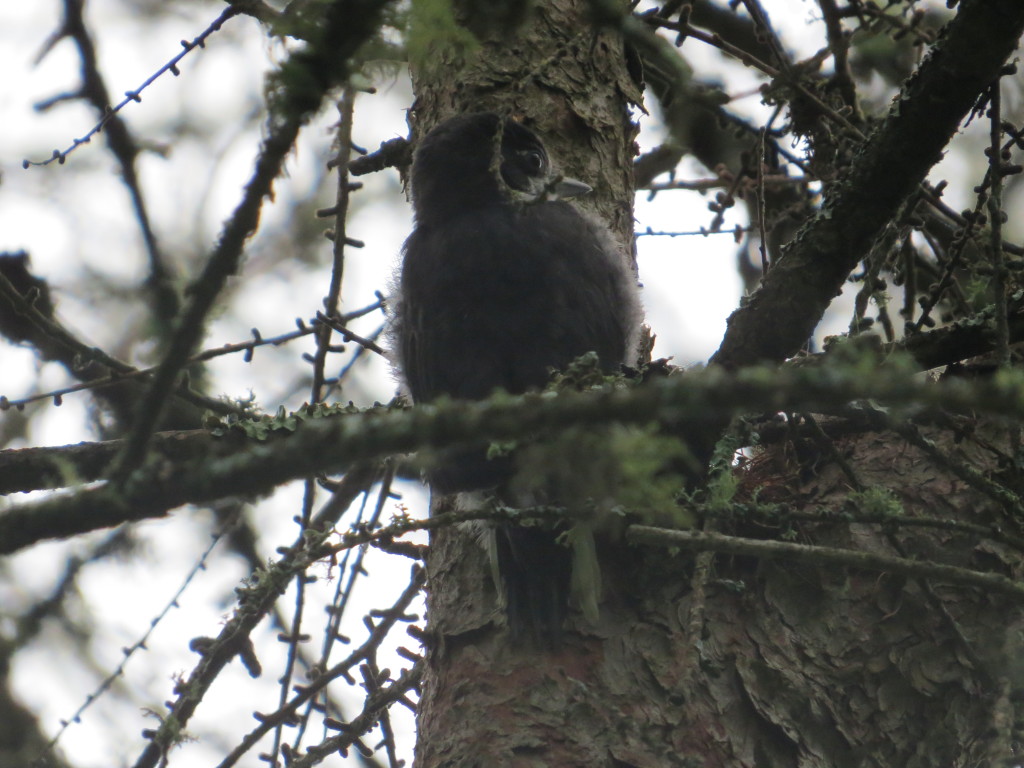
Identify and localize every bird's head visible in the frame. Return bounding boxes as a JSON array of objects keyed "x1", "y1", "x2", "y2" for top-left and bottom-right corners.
[{"x1": 410, "y1": 112, "x2": 590, "y2": 222}]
